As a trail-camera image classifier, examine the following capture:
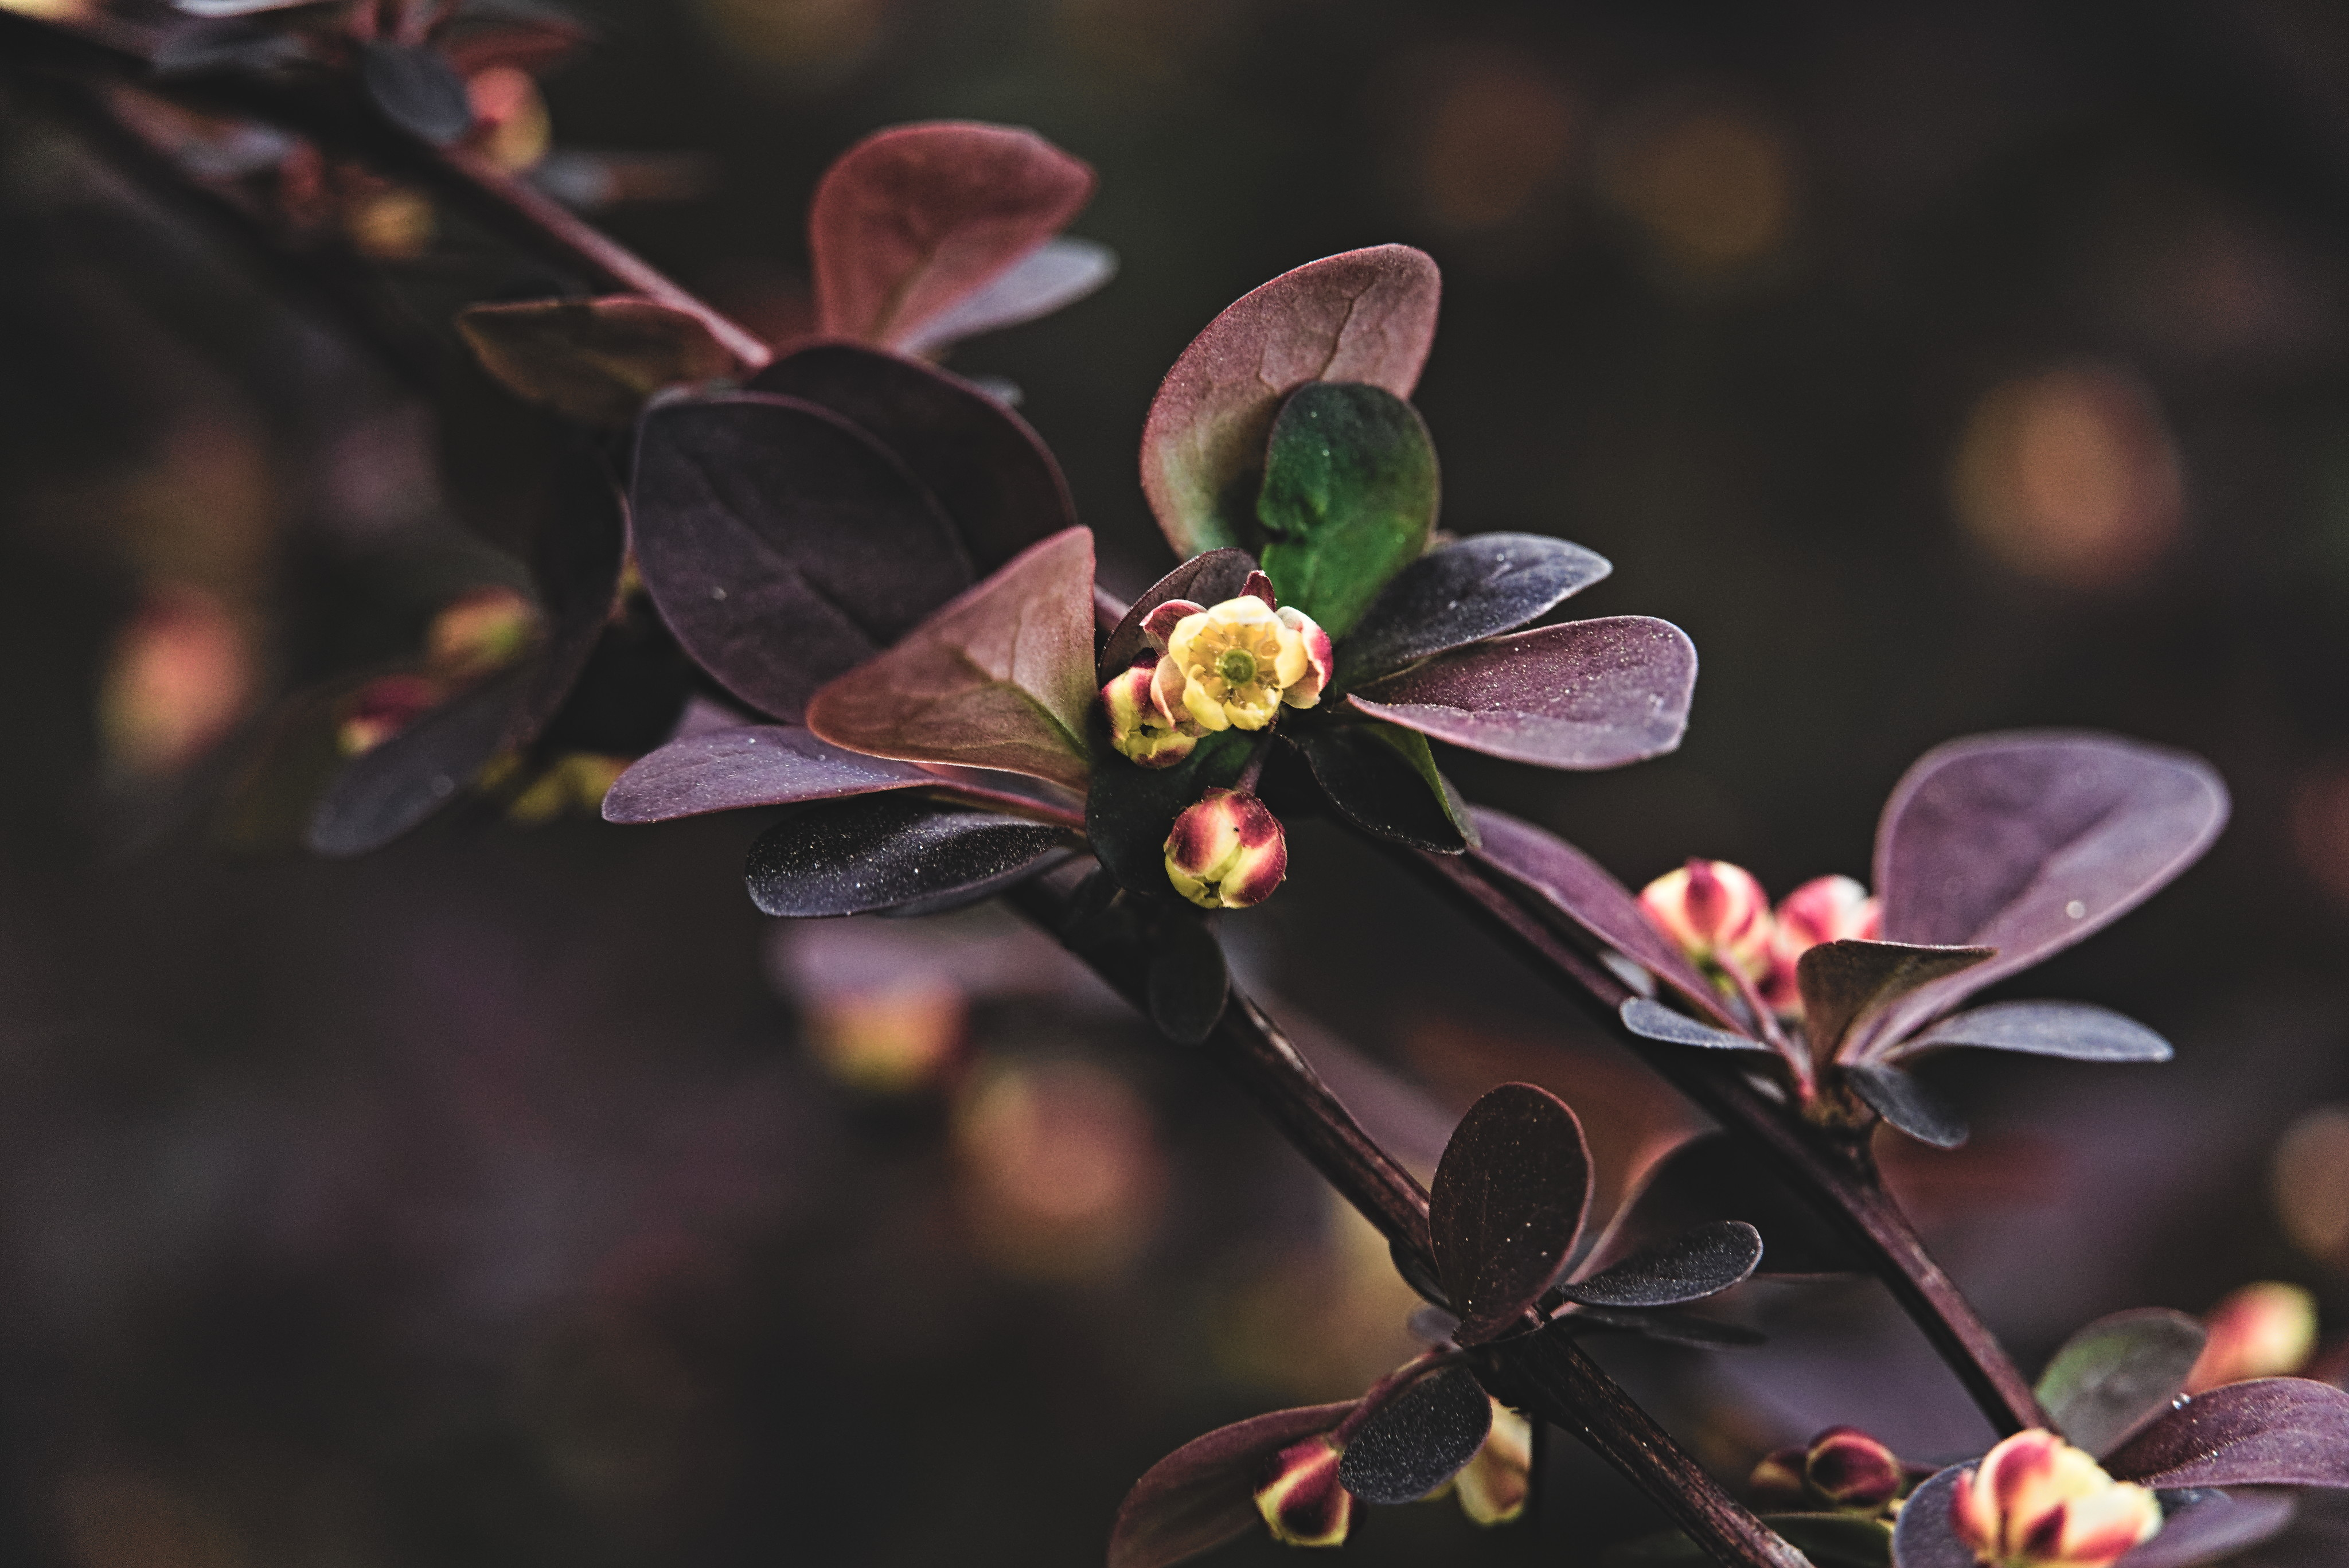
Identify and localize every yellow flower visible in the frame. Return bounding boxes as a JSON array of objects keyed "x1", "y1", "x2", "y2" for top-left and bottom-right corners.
[
  {"x1": 1950, "y1": 1430, "x2": 2161, "y2": 1568},
  {"x1": 1162, "y1": 596, "x2": 1316, "y2": 732}
]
